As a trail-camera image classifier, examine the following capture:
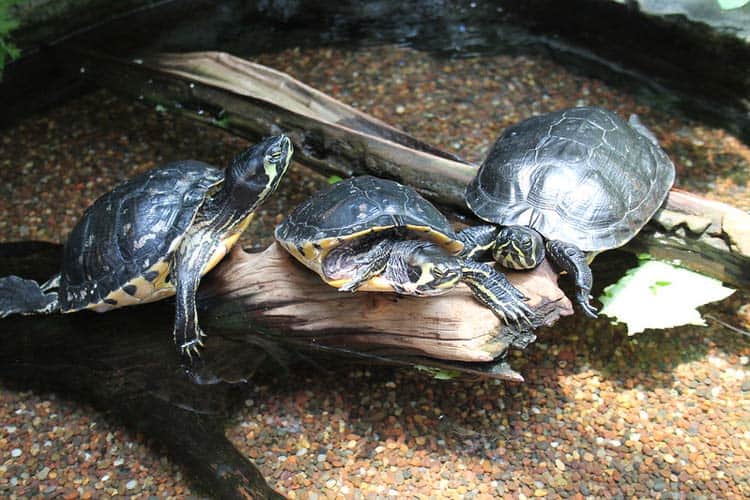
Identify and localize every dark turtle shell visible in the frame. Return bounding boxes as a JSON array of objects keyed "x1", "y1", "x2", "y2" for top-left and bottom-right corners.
[
  {"x1": 275, "y1": 176, "x2": 463, "y2": 273},
  {"x1": 465, "y1": 107, "x2": 675, "y2": 251},
  {"x1": 59, "y1": 161, "x2": 223, "y2": 311}
]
